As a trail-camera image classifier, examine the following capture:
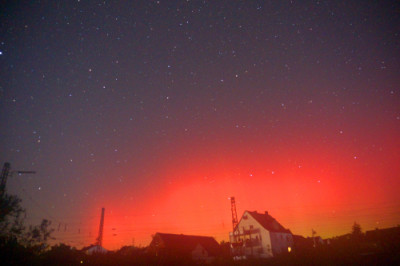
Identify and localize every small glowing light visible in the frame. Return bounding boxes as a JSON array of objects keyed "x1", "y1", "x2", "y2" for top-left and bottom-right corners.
[{"x1": 288, "y1": 247, "x2": 292, "y2": 252}]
